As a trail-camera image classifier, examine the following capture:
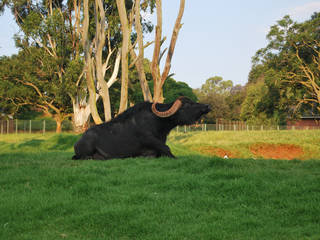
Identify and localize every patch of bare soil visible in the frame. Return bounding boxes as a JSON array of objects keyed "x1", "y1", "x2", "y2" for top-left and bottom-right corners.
[
  {"x1": 195, "y1": 146, "x2": 239, "y2": 158},
  {"x1": 250, "y1": 143, "x2": 304, "y2": 160}
]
